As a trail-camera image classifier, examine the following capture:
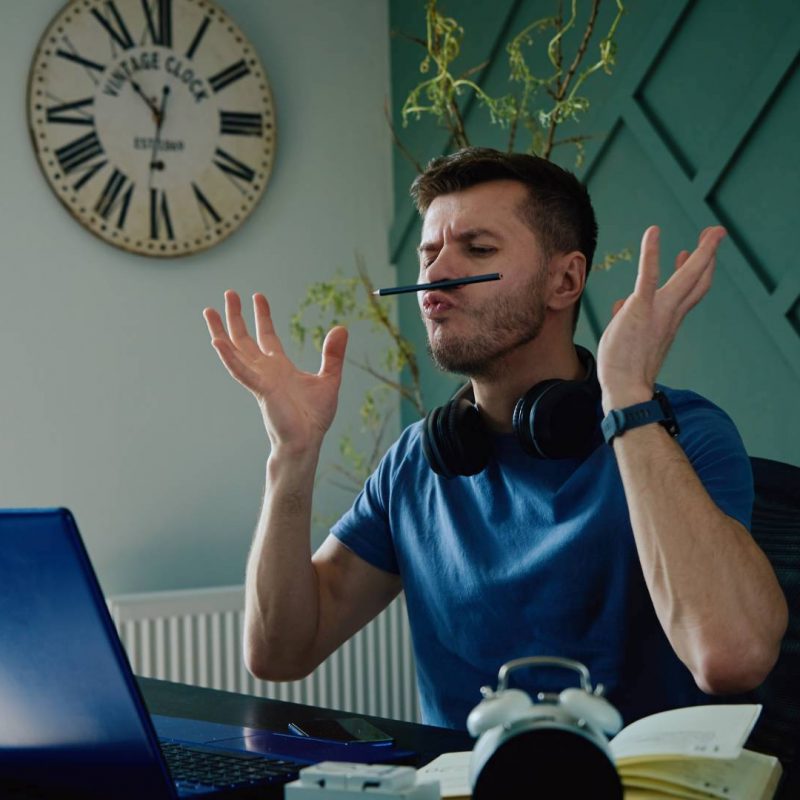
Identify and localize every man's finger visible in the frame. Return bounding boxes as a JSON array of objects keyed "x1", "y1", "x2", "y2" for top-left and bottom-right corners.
[
  {"x1": 611, "y1": 298, "x2": 626, "y2": 318},
  {"x1": 678, "y1": 252, "x2": 717, "y2": 317},
  {"x1": 697, "y1": 226, "x2": 715, "y2": 246},
  {"x1": 319, "y1": 326, "x2": 349, "y2": 380},
  {"x1": 224, "y1": 290, "x2": 261, "y2": 358},
  {"x1": 211, "y1": 336, "x2": 262, "y2": 390},
  {"x1": 662, "y1": 227, "x2": 725, "y2": 305},
  {"x1": 674, "y1": 250, "x2": 690, "y2": 270},
  {"x1": 203, "y1": 307, "x2": 229, "y2": 341},
  {"x1": 224, "y1": 290, "x2": 253, "y2": 342},
  {"x1": 633, "y1": 225, "x2": 661, "y2": 299},
  {"x1": 254, "y1": 293, "x2": 284, "y2": 355}
]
